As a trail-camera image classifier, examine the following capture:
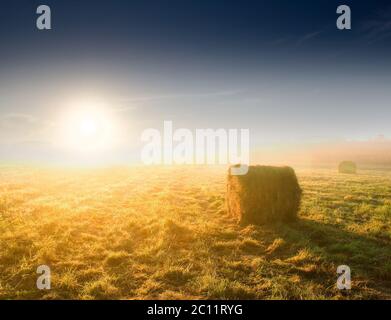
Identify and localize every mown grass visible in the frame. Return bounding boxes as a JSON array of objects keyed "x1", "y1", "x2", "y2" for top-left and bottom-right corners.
[{"x1": 0, "y1": 165, "x2": 390, "y2": 299}]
